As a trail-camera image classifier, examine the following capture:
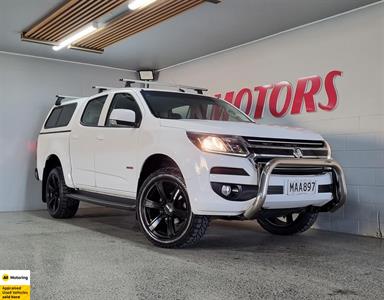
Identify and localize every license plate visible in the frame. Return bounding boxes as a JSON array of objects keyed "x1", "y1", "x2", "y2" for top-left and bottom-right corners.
[{"x1": 287, "y1": 179, "x2": 317, "y2": 195}]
